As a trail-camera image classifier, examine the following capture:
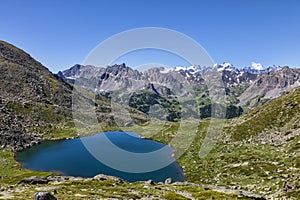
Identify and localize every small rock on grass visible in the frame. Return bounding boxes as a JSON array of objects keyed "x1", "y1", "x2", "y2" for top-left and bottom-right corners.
[{"x1": 33, "y1": 192, "x2": 57, "y2": 200}]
